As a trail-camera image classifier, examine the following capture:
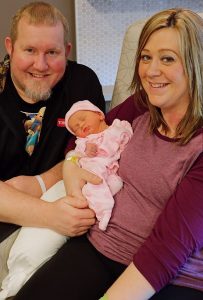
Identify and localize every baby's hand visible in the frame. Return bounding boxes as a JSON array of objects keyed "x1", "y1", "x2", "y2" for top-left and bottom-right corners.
[{"x1": 85, "y1": 143, "x2": 98, "y2": 157}]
